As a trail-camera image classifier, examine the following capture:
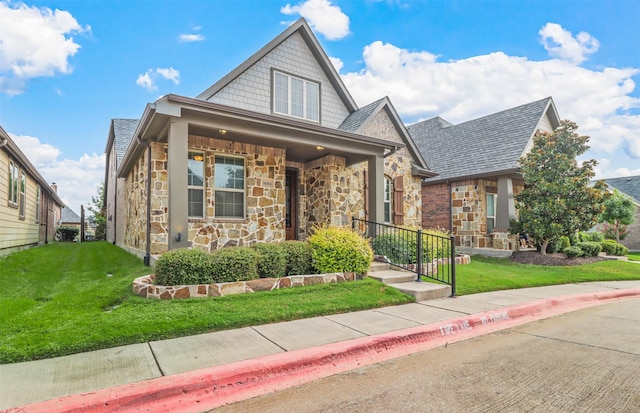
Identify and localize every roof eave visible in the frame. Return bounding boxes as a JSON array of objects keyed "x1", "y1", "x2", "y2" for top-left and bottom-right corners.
[{"x1": 422, "y1": 168, "x2": 521, "y2": 186}]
